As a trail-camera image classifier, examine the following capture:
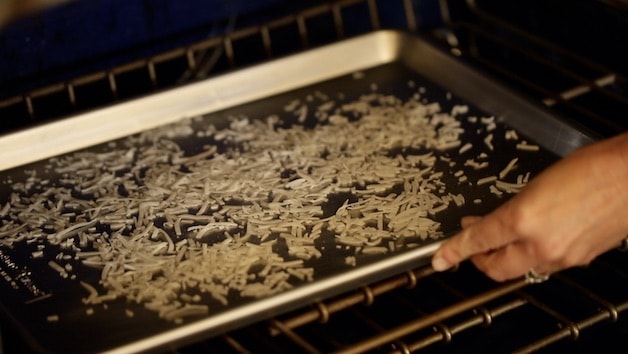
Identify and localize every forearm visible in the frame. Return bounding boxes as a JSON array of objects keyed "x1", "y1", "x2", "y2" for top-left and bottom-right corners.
[{"x1": 578, "y1": 131, "x2": 628, "y2": 235}]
